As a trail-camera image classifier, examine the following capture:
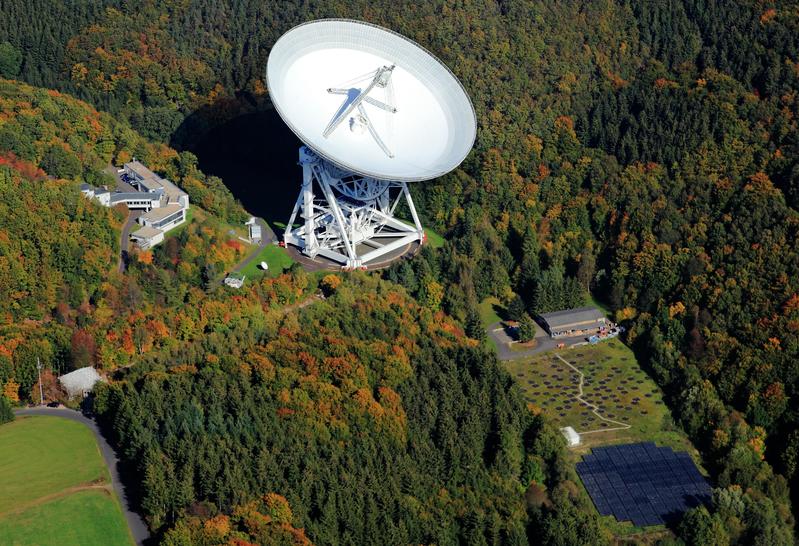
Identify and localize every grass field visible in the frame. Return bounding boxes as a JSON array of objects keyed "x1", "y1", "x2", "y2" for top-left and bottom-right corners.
[
  {"x1": 478, "y1": 296, "x2": 504, "y2": 327},
  {"x1": 503, "y1": 339, "x2": 693, "y2": 452},
  {"x1": 423, "y1": 227, "x2": 445, "y2": 248},
  {"x1": 0, "y1": 416, "x2": 133, "y2": 546},
  {"x1": 0, "y1": 490, "x2": 133, "y2": 546},
  {"x1": 239, "y1": 244, "x2": 296, "y2": 280}
]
